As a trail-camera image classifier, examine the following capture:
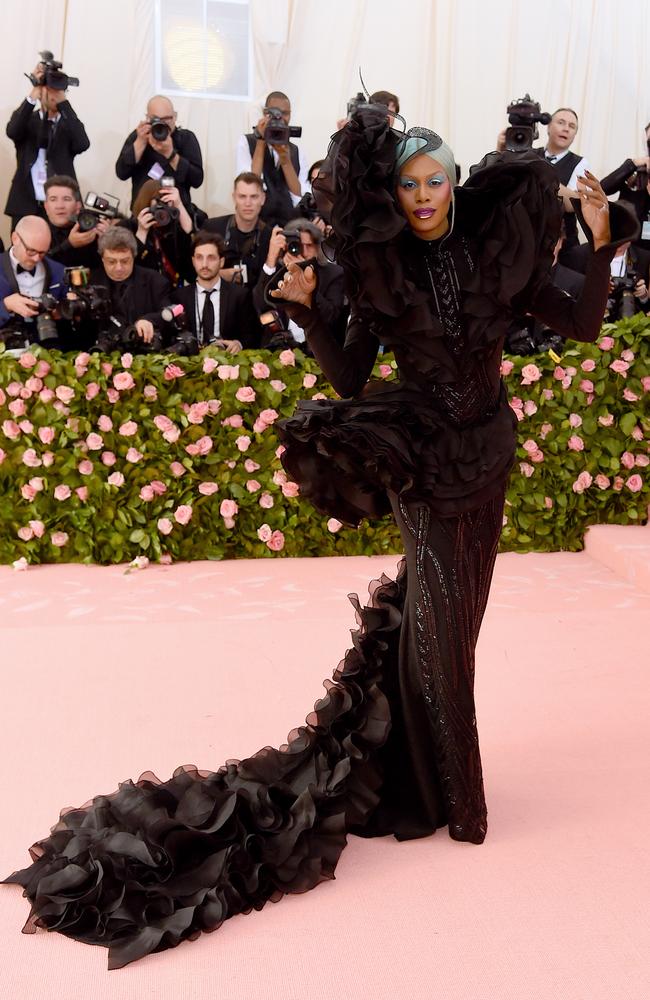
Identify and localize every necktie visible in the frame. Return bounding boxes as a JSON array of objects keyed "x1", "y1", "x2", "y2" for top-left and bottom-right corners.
[
  {"x1": 17, "y1": 264, "x2": 36, "y2": 276},
  {"x1": 201, "y1": 289, "x2": 215, "y2": 345},
  {"x1": 546, "y1": 154, "x2": 557, "y2": 164}
]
